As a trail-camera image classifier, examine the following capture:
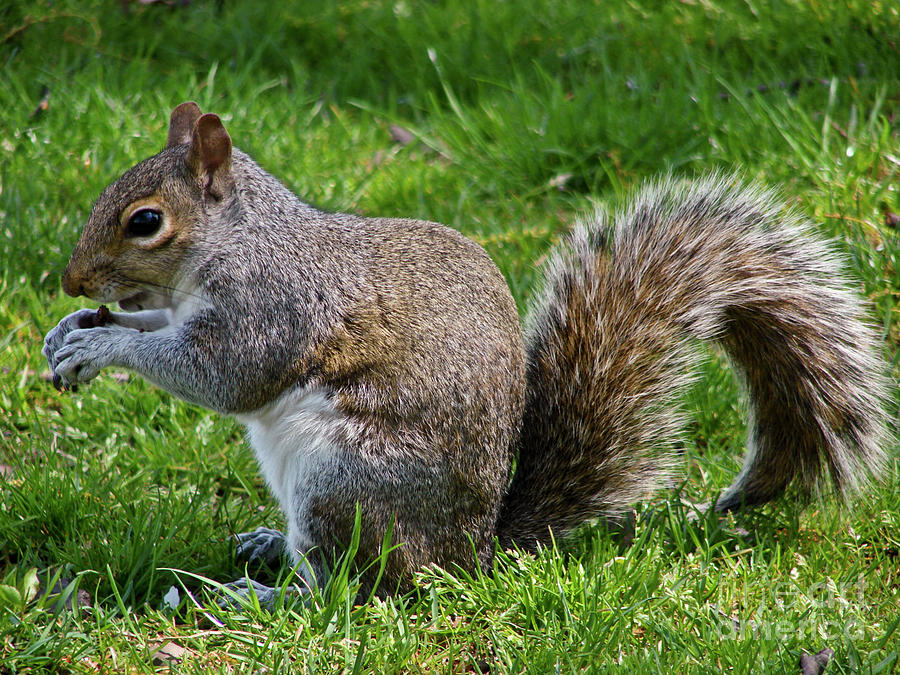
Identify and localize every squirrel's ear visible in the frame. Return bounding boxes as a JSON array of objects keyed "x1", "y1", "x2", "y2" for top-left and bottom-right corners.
[
  {"x1": 186, "y1": 113, "x2": 233, "y2": 199},
  {"x1": 166, "y1": 102, "x2": 203, "y2": 148}
]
